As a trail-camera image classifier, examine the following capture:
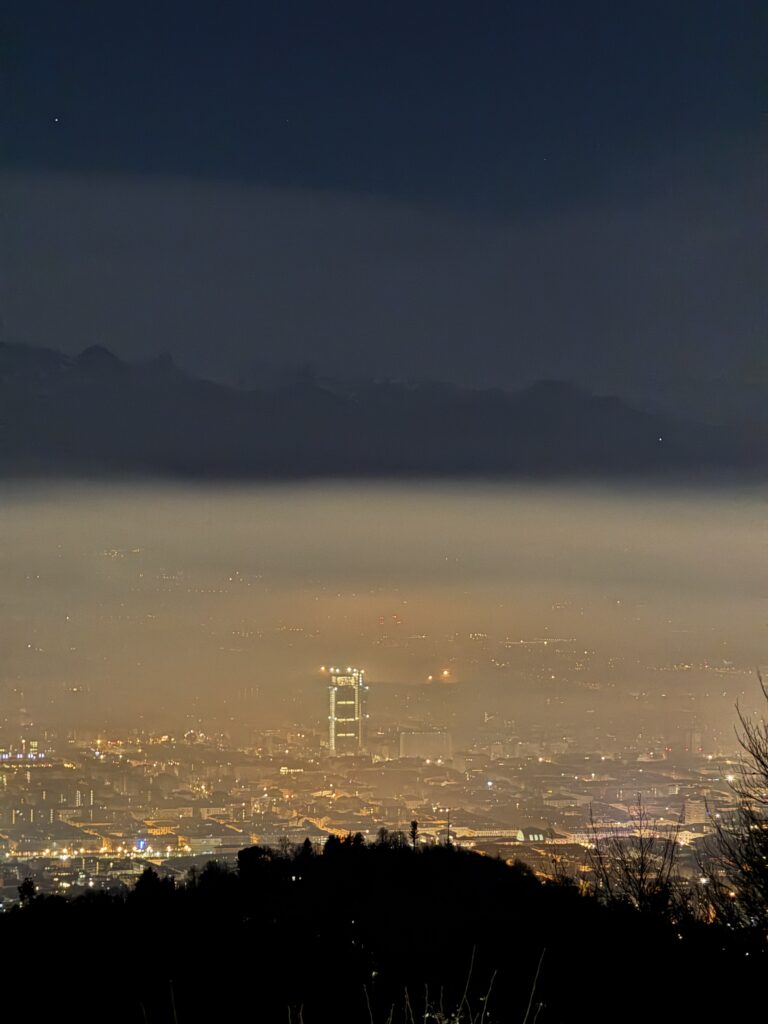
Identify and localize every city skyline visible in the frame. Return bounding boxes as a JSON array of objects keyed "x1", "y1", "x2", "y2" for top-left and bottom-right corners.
[{"x1": 1, "y1": 480, "x2": 764, "y2": 892}]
